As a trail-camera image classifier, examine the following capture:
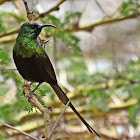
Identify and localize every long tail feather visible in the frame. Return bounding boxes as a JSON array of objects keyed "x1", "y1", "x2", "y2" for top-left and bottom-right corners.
[{"x1": 50, "y1": 84, "x2": 100, "y2": 138}]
